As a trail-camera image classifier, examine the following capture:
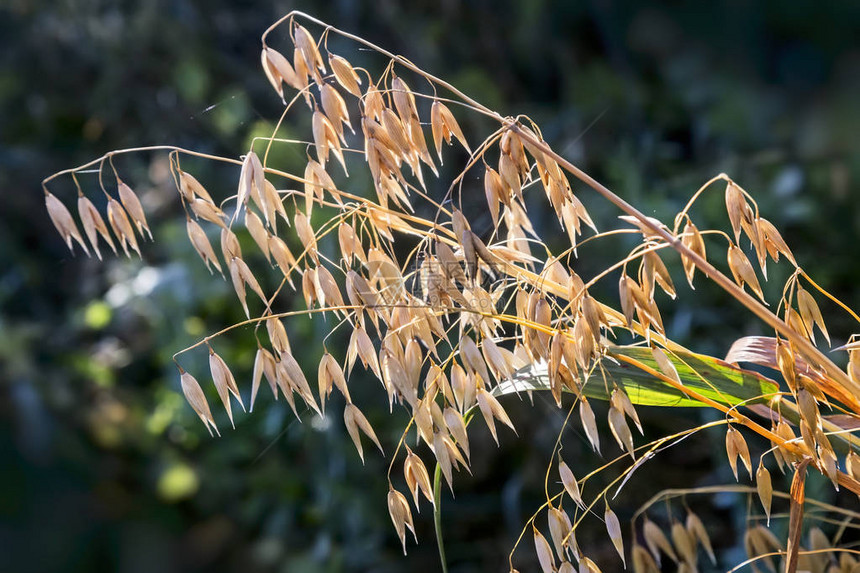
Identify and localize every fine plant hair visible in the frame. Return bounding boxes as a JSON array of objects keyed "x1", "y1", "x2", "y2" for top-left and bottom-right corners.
[{"x1": 43, "y1": 11, "x2": 860, "y2": 573}]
